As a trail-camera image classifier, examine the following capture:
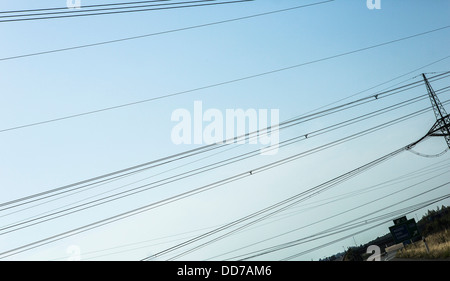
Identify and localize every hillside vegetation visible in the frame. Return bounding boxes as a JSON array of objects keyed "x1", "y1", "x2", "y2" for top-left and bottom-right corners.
[
  {"x1": 396, "y1": 205, "x2": 450, "y2": 259},
  {"x1": 396, "y1": 230, "x2": 450, "y2": 259},
  {"x1": 324, "y1": 205, "x2": 450, "y2": 261}
]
